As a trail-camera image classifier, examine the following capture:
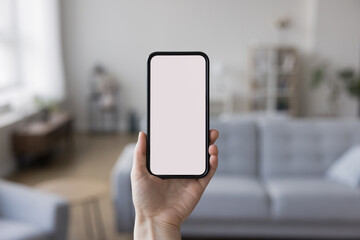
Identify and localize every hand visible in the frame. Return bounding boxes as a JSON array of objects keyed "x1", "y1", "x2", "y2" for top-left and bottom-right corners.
[{"x1": 131, "y1": 130, "x2": 219, "y2": 240}]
